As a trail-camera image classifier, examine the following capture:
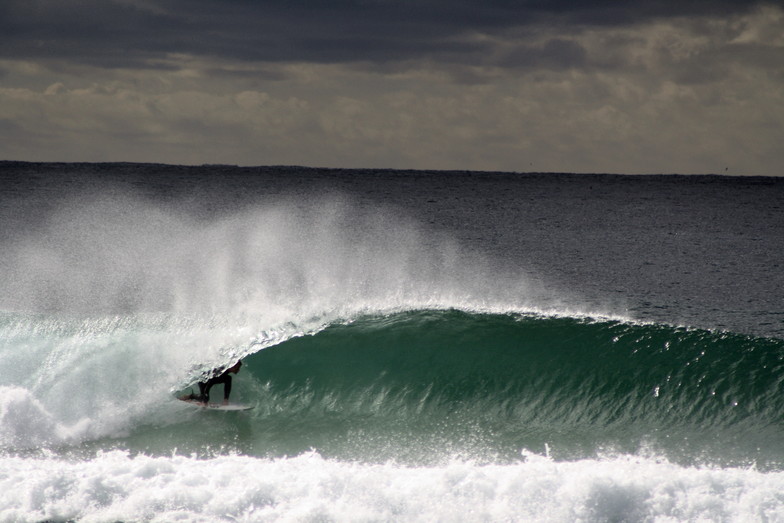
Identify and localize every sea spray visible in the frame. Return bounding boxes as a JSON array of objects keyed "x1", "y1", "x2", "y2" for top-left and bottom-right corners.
[{"x1": 0, "y1": 189, "x2": 542, "y2": 319}]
